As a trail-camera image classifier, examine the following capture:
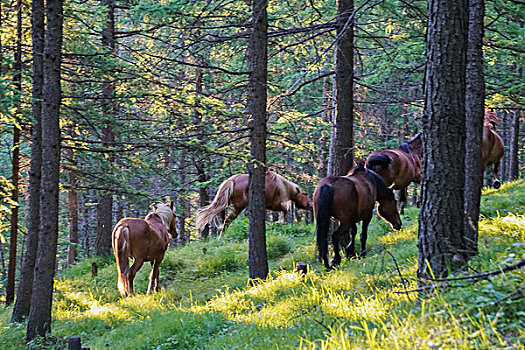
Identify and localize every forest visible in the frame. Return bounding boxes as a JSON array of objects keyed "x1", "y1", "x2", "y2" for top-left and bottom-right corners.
[{"x1": 0, "y1": 0, "x2": 524, "y2": 348}]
